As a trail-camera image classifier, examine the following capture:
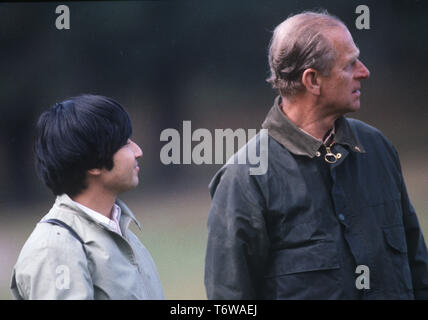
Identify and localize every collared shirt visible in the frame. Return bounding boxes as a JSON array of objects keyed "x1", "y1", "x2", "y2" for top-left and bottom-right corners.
[
  {"x1": 298, "y1": 125, "x2": 335, "y2": 145},
  {"x1": 205, "y1": 96, "x2": 428, "y2": 300},
  {"x1": 73, "y1": 200, "x2": 122, "y2": 236}
]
